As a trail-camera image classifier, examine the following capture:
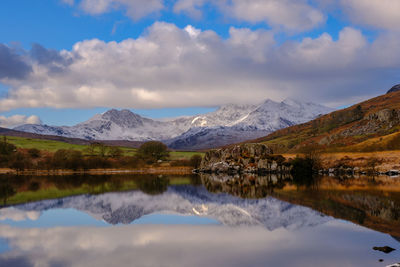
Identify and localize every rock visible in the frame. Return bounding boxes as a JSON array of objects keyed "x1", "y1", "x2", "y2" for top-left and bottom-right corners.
[
  {"x1": 373, "y1": 246, "x2": 396, "y2": 254},
  {"x1": 211, "y1": 162, "x2": 230, "y2": 173},
  {"x1": 200, "y1": 143, "x2": 283, "y2": 174},
  {"x1": 257, "y1": 159, "x2": 269, "y2": 169},
  {"x1": 270, "y1": 161, "x2": 278, "y2": 171},
  {"x1": 386, "y1": 170, "x2": 400, "y2": 176},
  {"x1": 387, "y1": 84, "x2": 400, "y2": 94}
]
